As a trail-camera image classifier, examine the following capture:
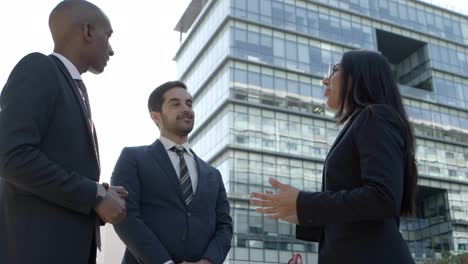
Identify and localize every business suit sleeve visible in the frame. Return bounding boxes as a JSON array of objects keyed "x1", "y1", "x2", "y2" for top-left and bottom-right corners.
[
  {"x1": 202, "y1": 170, "x2": 233, "y2": 264},
  {"x1": 0, "y1": 53, "x2": 97, "y2": 214},
  {"x1": 295, "y1": 225, "x2": 322, "y2": 242},
  {"x1": 297, "y1": 107, "x2": 405, "y2": 226},
  {"x1": 112, "y1": 147, "x2": 173, "y2": 264}
]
